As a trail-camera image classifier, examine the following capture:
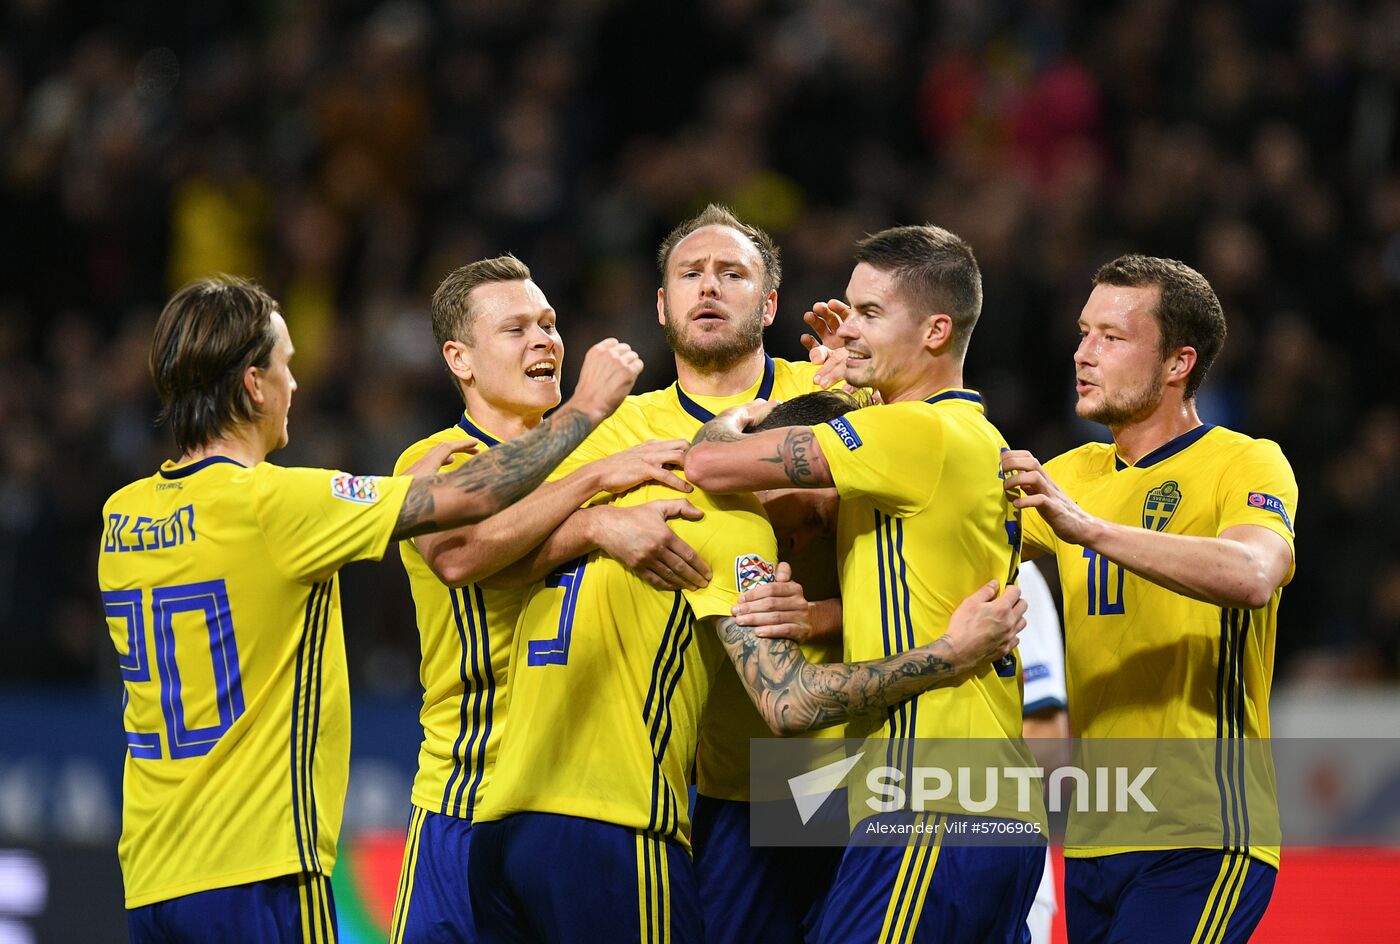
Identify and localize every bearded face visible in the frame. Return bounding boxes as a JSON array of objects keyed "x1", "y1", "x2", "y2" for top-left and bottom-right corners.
[{"x1": 658, "y1": 224, "x2": 775, "y2": 373}]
